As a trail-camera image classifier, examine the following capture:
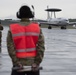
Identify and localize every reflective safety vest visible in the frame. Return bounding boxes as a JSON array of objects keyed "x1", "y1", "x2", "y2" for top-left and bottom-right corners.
[{"x1": 10, "y1": 23, "x2": 40, "y2": 58}]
